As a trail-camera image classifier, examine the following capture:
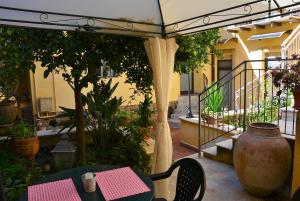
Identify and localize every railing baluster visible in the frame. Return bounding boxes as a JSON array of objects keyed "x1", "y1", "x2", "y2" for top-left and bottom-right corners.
[
  {"x1": 243, "y1": 63, "x2": 247, "y2": 131},
  {"x1": 198, "y1": 93, "x2": 201, "y2": 158},
  {"x1": 196, "y1": 58, "x2": 300, "y2": 151}
]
